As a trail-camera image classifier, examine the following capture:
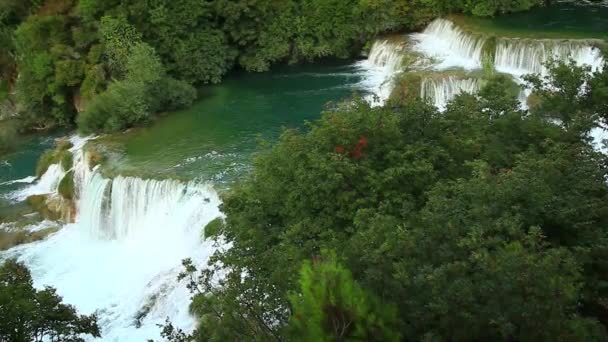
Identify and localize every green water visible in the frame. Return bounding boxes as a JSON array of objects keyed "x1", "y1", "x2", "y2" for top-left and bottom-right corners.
[
  {"x1": 453, "y1": 1, "x2": 608, "y2": 39},
  {"x1": 0, "y1": 135, "x2": 56, "y2": 186},
  {"x1": 100, "y1": 62, "x2": 365, "y2": 183}
]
